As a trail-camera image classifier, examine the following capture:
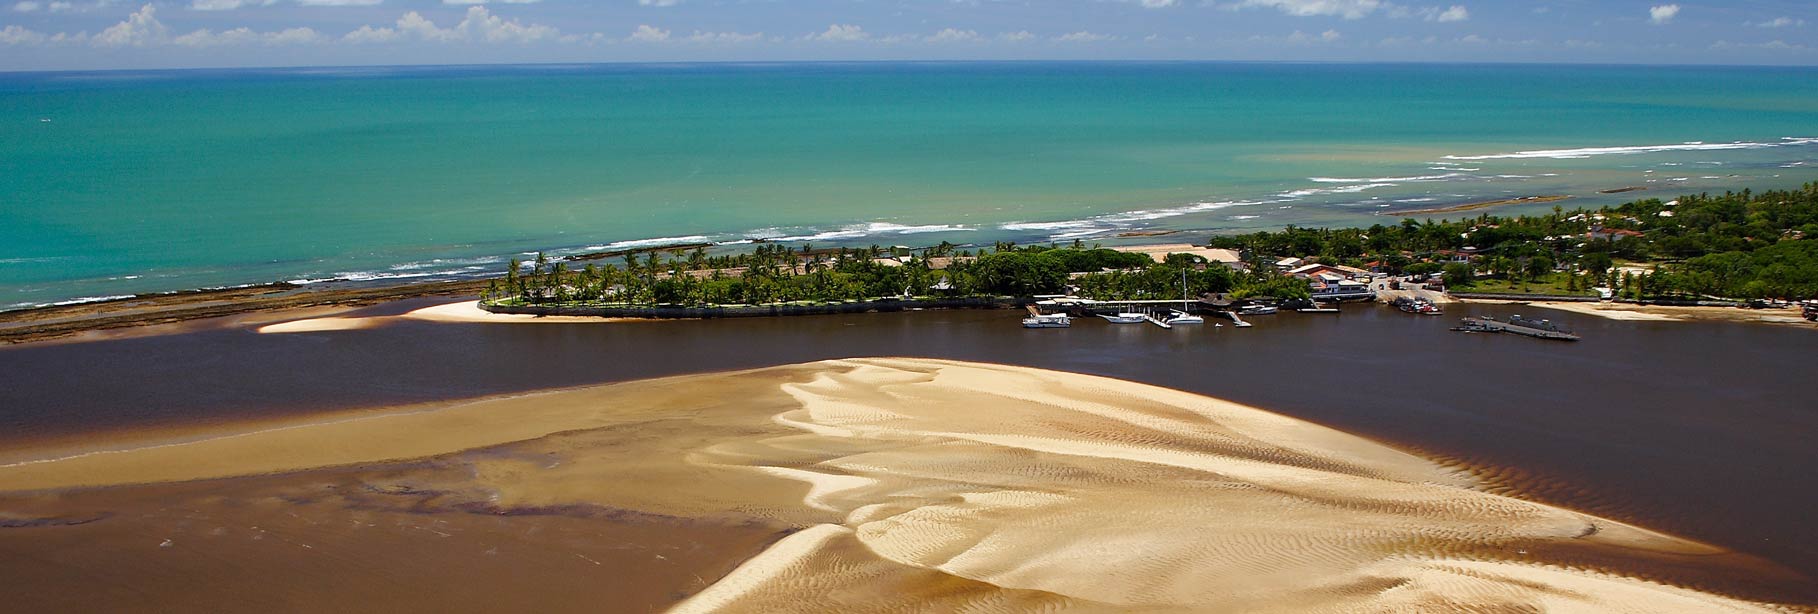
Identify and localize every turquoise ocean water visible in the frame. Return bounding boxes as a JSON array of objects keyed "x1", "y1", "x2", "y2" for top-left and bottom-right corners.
[{"x1": 2, "y1": 62, "x2": 1816, "y2": 309}]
